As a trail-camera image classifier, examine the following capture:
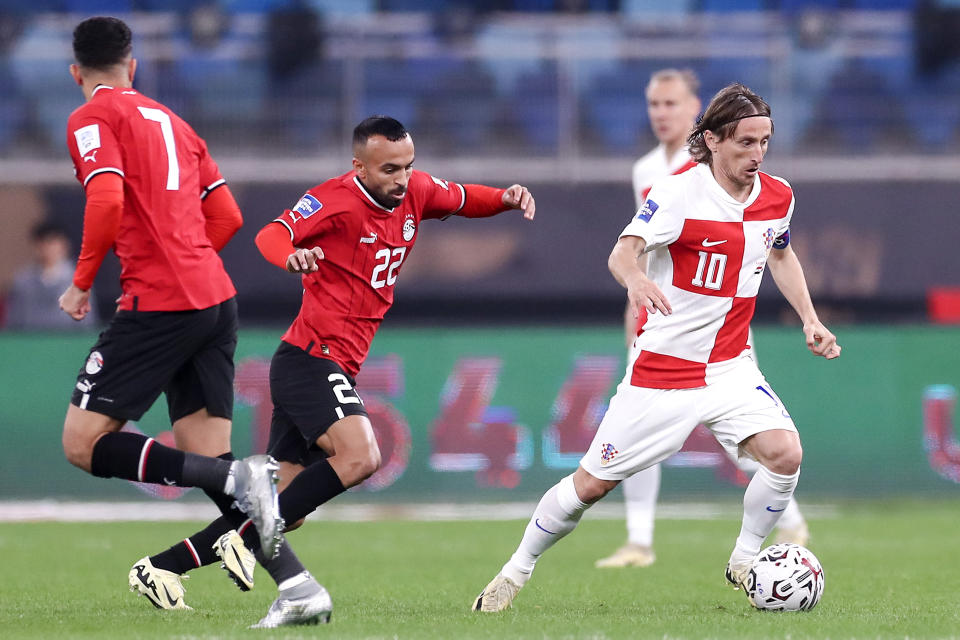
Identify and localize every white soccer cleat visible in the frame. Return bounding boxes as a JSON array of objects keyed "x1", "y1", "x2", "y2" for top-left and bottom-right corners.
[
  {"x1": 214, "y1": 530, "x2": 255, "y2": 592},
  {"x1": 250, "y1": 577, "x2": 332, "y2": 629},
  {"x1": 774, "y1": 522, "x2": 810, "y2": 547},
  {"x1": 233, "y1": 454, "x2": 285, "y2": 560},
  {"x1": 472, "y1": 573, "x2": 522, "y2": 612},
  {"x1": 724, "y1": 560, "x2": 759, "y2": 608},
  {"x1": 595, "y1": 543, "x2": 656, "y2": 568},
  {"x1": 128, "y1": 556, "x2": 192, "y2": 610}
]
